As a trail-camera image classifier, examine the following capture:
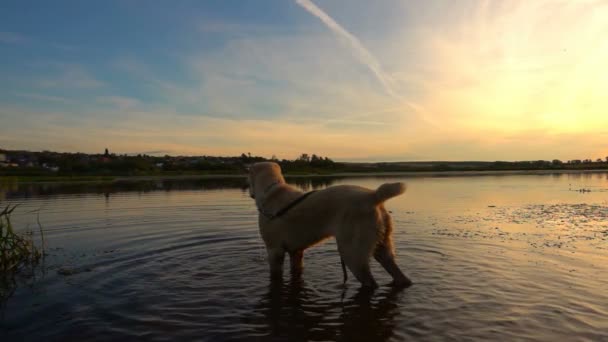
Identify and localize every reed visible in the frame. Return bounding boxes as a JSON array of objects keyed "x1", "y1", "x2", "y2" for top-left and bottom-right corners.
[{"x1": 0, "y1": 204, "x2": 45, "y2": 300}]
